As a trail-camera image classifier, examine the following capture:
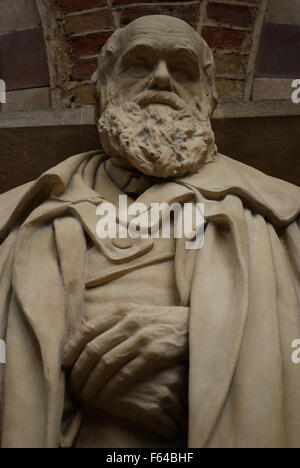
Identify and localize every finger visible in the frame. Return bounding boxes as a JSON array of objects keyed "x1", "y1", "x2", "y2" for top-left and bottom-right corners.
[
  {"x1": 99, "y1": 392, "x2": 179, "y2": 441},
  {"x1": 165, "y1": 400, "x2": 187, "y2": 427},
  {"x1": 98, "y1": 355, "x2": 148, "y2": 399},
  {"x1": 63, "y1": 312, "x2": 121, "y2": 368},
  {"x1": 152, "y1": 385, "x2": 187, "y2": 431},
  {"x1": 70, "y1": 321, "x2": 131, "y2": 393},
  {"x1": 81, "y1": 338, "x2": 141, "y2": 401},
  {"x1": 96, "y1": 355, "x2": 187, "y2": 401},
  {"x1": 120, "y1": 398, "x2": 180, "y2": 440},
  {"x1": 157, "y1": 366, "x2": 189, "y2": 406},
  {"x1": 99, "y1": 373, "x2": 184, "y2": 436}
]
